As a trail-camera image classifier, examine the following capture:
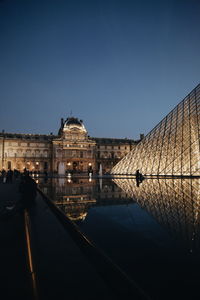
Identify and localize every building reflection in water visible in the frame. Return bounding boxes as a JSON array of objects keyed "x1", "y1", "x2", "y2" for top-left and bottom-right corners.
[
  {"x1": 39, "y1": 176, "x2": 200, "y2": 252},
  {"x1": 39, "y1": 177, "x2": 133, "y2": 221},
  {"x1": 113, "y1": 177, "x2": 200, "y2": 252}
]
